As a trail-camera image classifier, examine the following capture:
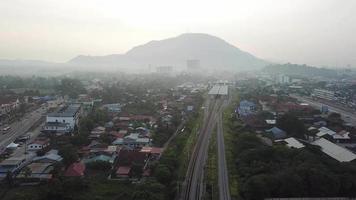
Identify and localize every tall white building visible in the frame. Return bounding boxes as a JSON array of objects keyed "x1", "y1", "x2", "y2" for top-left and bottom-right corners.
[{"x1": 43, "y1": 104, "x2": 81, "y2": 134}]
